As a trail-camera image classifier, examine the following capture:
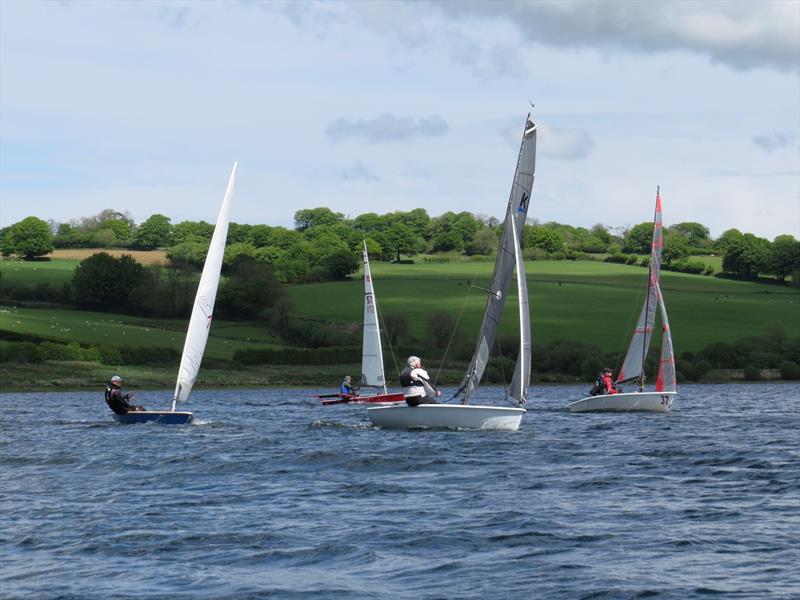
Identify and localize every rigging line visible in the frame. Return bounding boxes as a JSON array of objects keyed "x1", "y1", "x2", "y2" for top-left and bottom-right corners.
[
  {"x1": 377, "y1": 304, "x2": 401, "y2": 383},
  {"x1": 434, "y1": 274, "x2": 476, "y2": 386}
]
